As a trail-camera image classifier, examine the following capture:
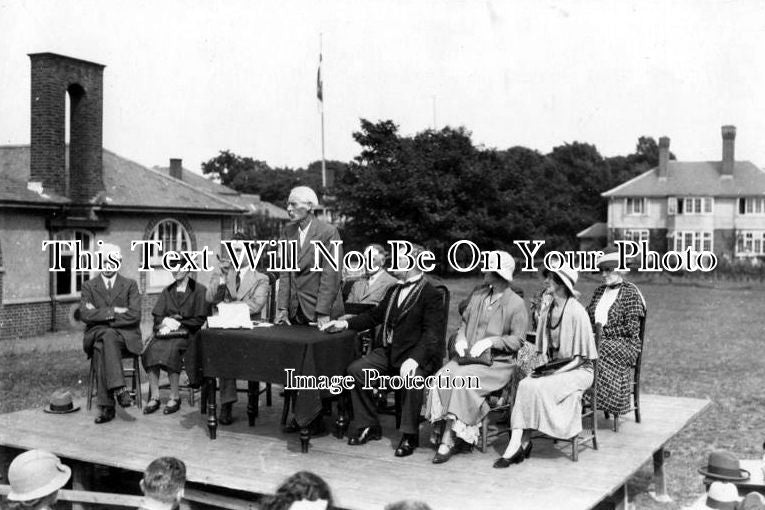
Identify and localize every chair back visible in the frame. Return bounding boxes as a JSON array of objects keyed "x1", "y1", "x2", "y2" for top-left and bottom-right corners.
[
  {"x1": 263, "y1": 271, "x2": 278, "y2": 322},
  {"x1": 433, "y1": 283, "x2": 451, "y2": 352}
]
